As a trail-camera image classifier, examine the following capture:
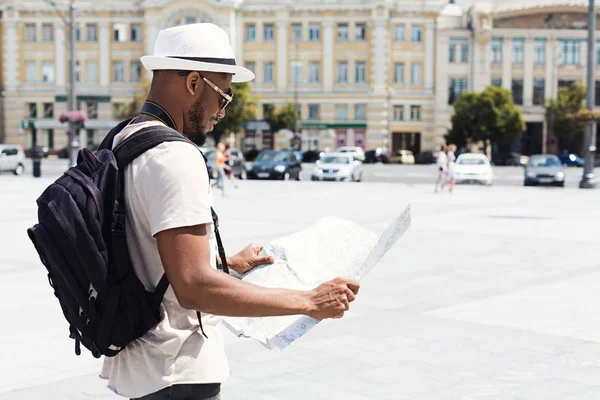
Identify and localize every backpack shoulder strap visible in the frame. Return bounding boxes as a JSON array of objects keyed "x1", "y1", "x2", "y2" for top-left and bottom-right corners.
[
  {"x1": 98, "y1": 118, "x2": 135, "y2": 151},
  {"x1": 113, "y1": 125, "x2": 191, "y2": 169}
]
